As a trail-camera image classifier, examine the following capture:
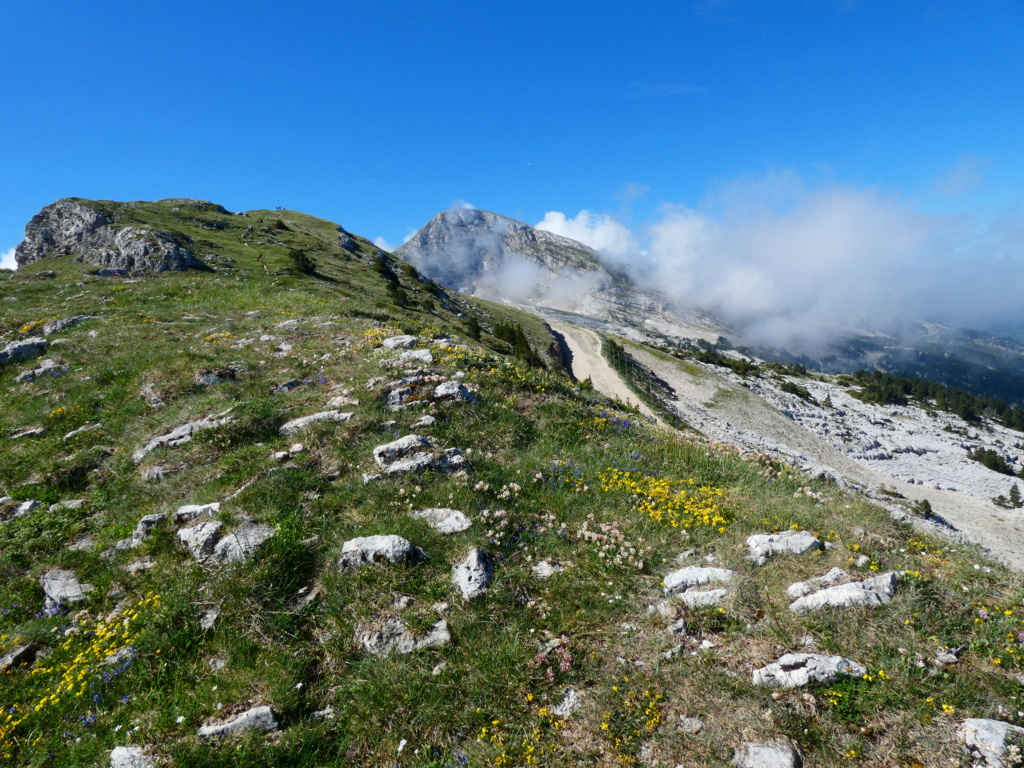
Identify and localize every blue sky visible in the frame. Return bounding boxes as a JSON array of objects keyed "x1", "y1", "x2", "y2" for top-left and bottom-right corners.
[{"x1": 3, "y1": 0, "x2": 1023, "y2": 326}]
